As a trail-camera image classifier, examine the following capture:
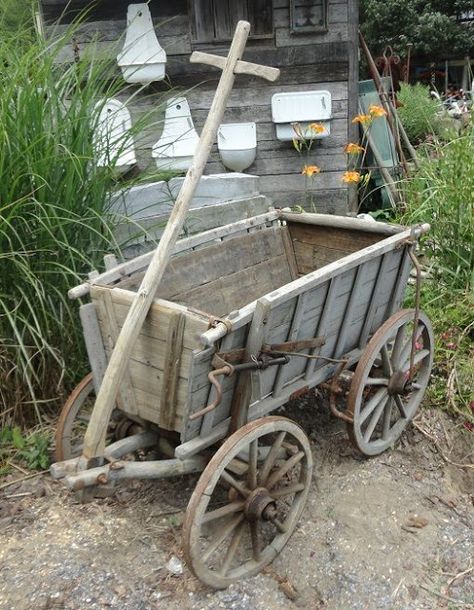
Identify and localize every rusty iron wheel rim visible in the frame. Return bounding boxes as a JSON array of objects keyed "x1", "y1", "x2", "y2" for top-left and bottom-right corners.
[
  {"x1": 347, "y1": 309, "x2": 434, "y2": 456},
  {"x1": 182, "y1": 416, "x2": 312, "y2": 589}
]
